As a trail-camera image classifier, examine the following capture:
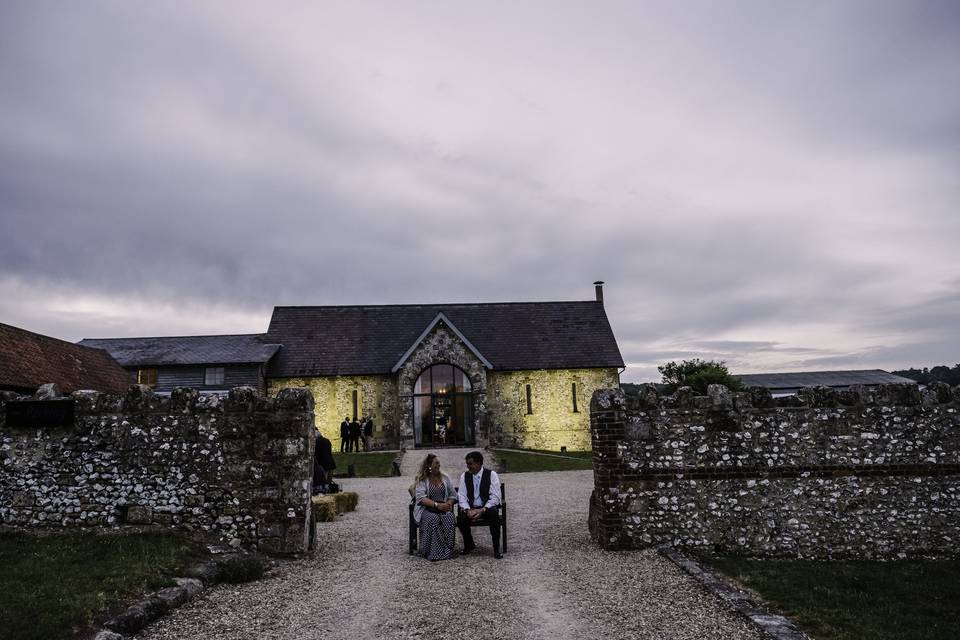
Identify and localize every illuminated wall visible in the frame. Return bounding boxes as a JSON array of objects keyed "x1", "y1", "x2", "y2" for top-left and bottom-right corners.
[
  {"x1": 267, "y1": 375, "x2": 400, "y2": 450},
  {"x1": 487, "y1": 368, "x2": 619, "y2": 451},
  {"x1": 269, "y1": 366, "x2": 619, "y2": 452}
]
